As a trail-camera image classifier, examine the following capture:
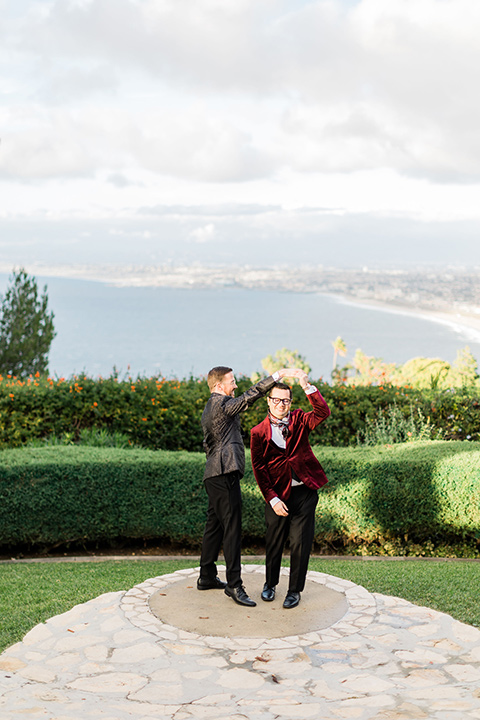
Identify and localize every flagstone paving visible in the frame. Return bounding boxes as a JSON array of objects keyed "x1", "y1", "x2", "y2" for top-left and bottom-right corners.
[{"x1": 1, "y1": 564, "x2": 480, "y2": 719}]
